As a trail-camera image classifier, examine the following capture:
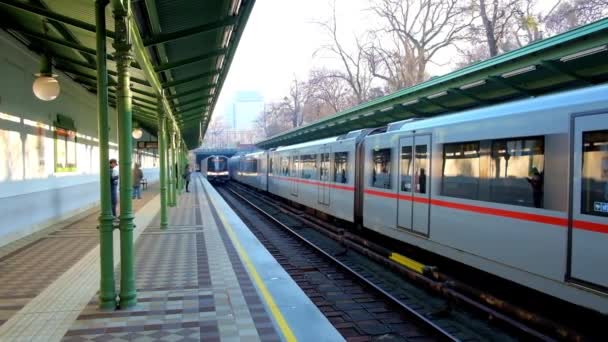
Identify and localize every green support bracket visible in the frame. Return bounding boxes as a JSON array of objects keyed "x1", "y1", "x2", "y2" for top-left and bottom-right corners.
[
  {"x1": 143, "y1": 17, "x2": 237, "y2": 47},
  {"x1": 154, "y1": 48, "x2": 227, "y2": 72},
  {"x1": 2, "y1": 0, "x2": 116, "y2": 38},
  {"x1": 447, "y1": 88, "x2": 490, "y2": 104},
  {"x1": 162, "y1": 70, "x2": 221, "y2": 89},
  {"x1": 486, "y1": 76, "x2": 535, "y2": 96},
  {"x1": 165, "y1": 84, "x2": 215, "y2": 100},
  {"x1": 539, "y1": 60, "x2": 594, "y2": 85},
  {"x1": 171, "y1": 96, "x2": 211, "y2": 110}
]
